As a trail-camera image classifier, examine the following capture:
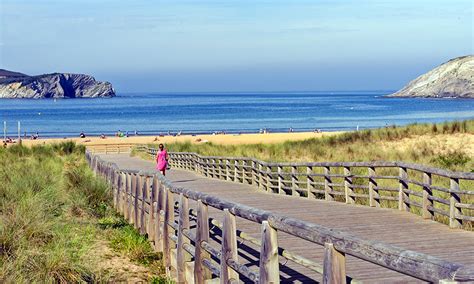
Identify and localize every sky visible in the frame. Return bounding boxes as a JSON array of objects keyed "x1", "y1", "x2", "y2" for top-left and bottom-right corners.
[{"x1": 0, "y1": 0, "x2": 472, "y2": 92}]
